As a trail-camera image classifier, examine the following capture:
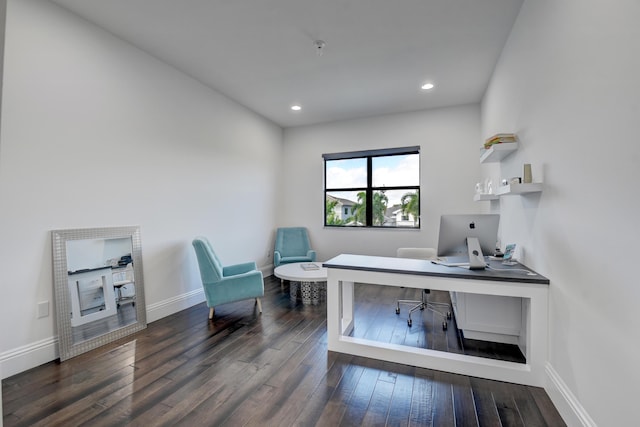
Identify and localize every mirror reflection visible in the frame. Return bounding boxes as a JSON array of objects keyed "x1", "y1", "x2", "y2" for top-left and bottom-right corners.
[
  {"x1": 52, "y1": 226, "x2": 147, "y2": 361},
  {"x1": 66, "y1": 237, "x2": 137, "y2": 344}
]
